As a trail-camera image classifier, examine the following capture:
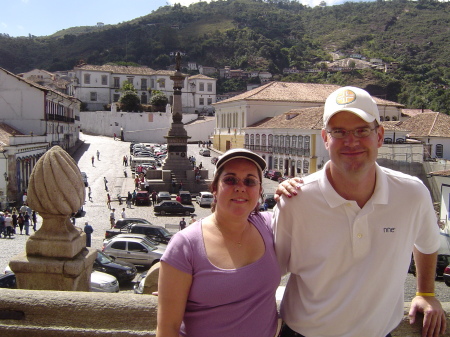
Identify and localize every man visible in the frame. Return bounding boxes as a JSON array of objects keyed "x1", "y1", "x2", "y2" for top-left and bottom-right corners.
[
  {"x1": 110, "y1": 208, "x2": 116, "y2": 229},
  {"x1": 179, "y1": 217, "x2": 186, "y2": 231},
  {"x1": 274, "y1": 86, "x2": 446, "y2": 337},
  {"x1": 104, "y1": 177, "x2": 108, "y2": 191},
  {"x1": 84, "y1": 222, "x2": 94, "y2": 247},
  {"x1": 121, "y1": 207, "x2": 126, "y2": 219}
]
